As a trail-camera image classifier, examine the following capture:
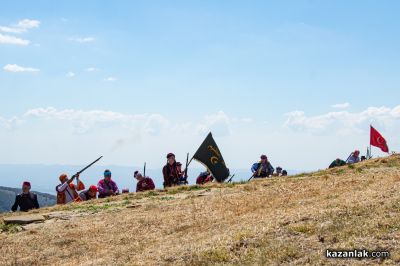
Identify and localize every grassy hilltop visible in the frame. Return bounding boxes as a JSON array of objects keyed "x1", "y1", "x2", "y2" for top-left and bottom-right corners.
[{"x1": 1, "y1": 155, "x2": 400, "y2": 265}]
